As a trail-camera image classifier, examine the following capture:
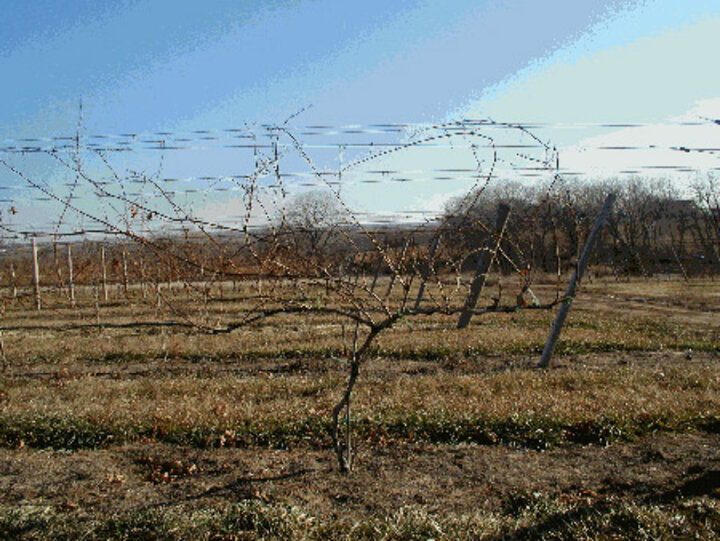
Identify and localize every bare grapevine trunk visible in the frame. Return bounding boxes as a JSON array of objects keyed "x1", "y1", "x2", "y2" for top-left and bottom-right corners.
[{"x1": 331, "y1": 357, "x2": 360, "y2": 473}]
